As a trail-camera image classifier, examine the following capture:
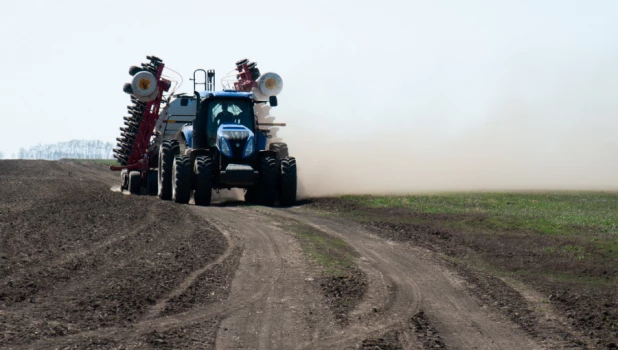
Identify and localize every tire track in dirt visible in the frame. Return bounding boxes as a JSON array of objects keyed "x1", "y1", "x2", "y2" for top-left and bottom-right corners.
[
  {"x1": 0, "y1": 219, "x2": 154, "y2": 287},
  {"x1": 142, "y1": 231, "x2": 234, "y2": 321},
  {"x1": 238, "y1": 207, "x2": 417, "y2": 349},
  {"x1": 198, "y1": 205, "x2": 420, "y2": 350},
  {"x1": 259, "y1": 207, "x2": 547, "y2": 350},
  {"x1": 19, "y1": 211, "x2": 240, "y2": 349},
  {"x1": 198, "y1": 207, "x2": 322, "y2": 350},
  {"x1": 20, "y1": 206, "x2": 305, "y2": 349}
]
